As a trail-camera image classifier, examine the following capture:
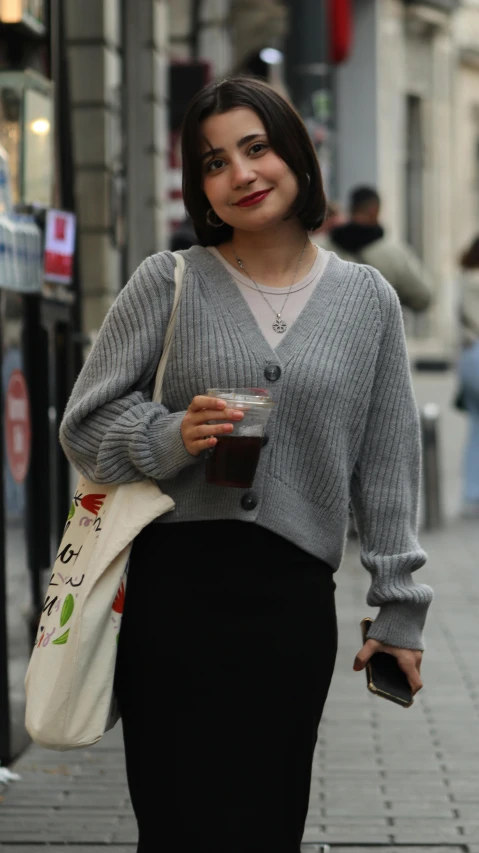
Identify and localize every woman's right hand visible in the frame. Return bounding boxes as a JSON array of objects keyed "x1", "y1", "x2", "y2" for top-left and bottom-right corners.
[{"x1": 180, "y1": 395, "x2": 244, "y2": 457}]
